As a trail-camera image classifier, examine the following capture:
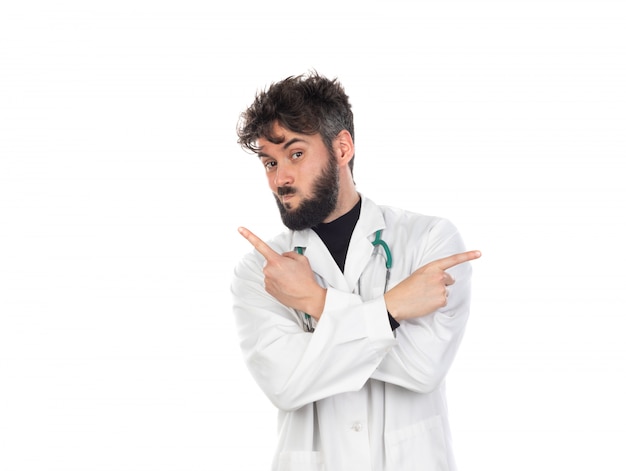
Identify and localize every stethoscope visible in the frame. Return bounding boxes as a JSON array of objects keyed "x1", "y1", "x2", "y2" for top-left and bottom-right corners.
[{"x1": 295, "y1": 229, "x2": 392, "y2": 332}]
